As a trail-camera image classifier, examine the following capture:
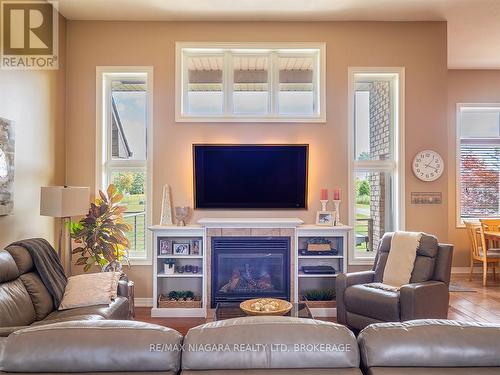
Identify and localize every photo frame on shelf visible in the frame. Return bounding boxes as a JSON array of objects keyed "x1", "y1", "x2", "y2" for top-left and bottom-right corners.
[
  {"x1": 173, "y1": 242, "x2": 190, "y2": 255},
  {"x1": 316, "y1": 211, "x2": 335, "y2": 226},
  {"x1": 190, "y1": 239, "x2": 202, "y2": 255},
  {"x1": 158, "y1": 238, "x2": 172, "y2": 255}
]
